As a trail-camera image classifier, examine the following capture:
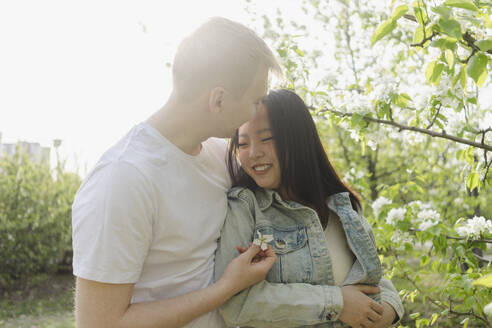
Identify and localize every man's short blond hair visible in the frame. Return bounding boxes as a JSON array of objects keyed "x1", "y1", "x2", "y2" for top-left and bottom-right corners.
[{"x1": 172, "y1": 17, "x2": 281, "y2": 101}]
